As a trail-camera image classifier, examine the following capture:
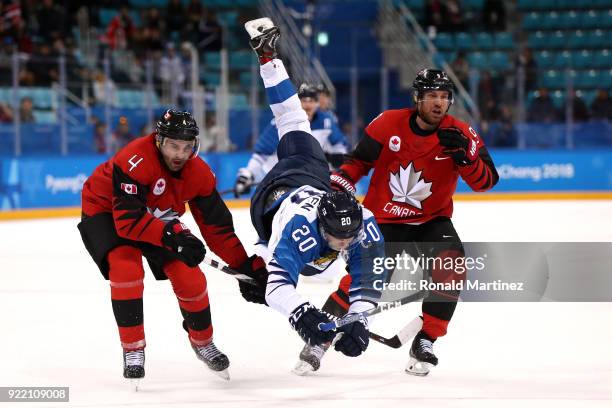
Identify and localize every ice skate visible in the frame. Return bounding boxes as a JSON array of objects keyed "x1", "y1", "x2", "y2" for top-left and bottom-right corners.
[
  {"x1": 405, "y1": 331, "x2": 438, "y2": 376},
  {"x1": 123, "y1": 349, "x2": 145, "y2": 391},
  {"x1": 292, "y1": 342, "x2": 330, "y2": 376},
  {"x1": 191, "y1": 342, "x2": 230, "y2": 380},
  {"x1": 244, "y1": 17, "x2": 280, "y2": 62}
]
